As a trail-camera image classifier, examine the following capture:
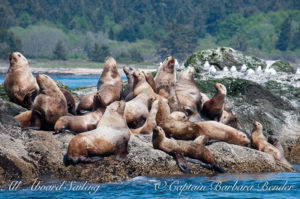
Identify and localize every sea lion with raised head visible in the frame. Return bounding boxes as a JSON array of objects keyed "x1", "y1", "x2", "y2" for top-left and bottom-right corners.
[
  {"x1": 28, "y1": 74, "x2": 68, "y2": 130},
  {"x1": 64, "y1": 101, "x2": 130, "y2": 165},
  {"x1": 122, "y1": 66, "x2": 136, "y2": 101},
  {"x1": 155, "y1": 56, "x2": 181, "y2": 112},
  {"x1": 4, "y1": 52, "x2": 39, "y2": 109},
  {"x1": 152, "y1": 126, "x2": 225, "y2": 173},
  {"x1": 176, "y1": 67, "x2": 203, "y2": 112},
  {"x1": 251, "y1": 121, "x2": 293, "y2": 170},
  {"x1": 201, "y1": 82, "x2": 227, "y2": 120}
]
